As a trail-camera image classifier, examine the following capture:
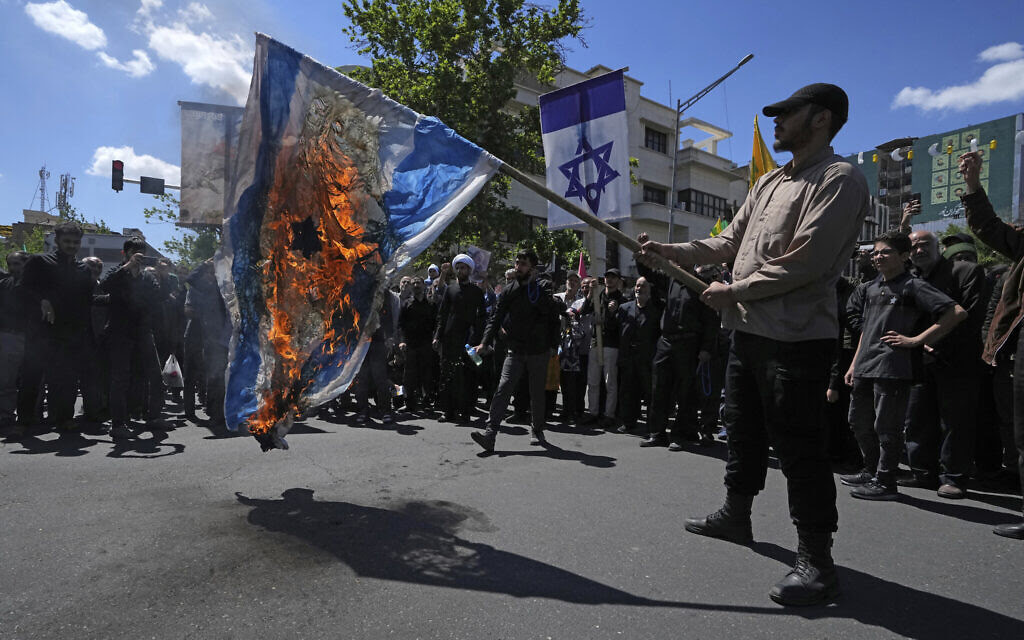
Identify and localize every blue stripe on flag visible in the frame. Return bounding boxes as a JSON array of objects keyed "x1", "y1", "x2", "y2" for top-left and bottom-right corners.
[
  {"x1": 539, "y1": 70, "x2": 625, "y2": 134},
  {"x1": 383, "y1": 116, "x2": 485, "y2": 240},
  {"x1": 224, "y1": 39, "x2": 302, "y2": 428}
]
